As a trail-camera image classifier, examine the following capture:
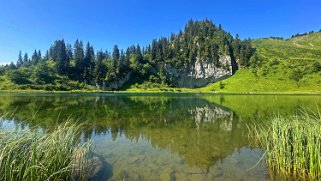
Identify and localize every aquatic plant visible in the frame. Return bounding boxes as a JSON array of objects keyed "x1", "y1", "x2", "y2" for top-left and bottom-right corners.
[
  {"x1": 0, "y1": 122, "x2": 92, "y2": 181},
  {"x1": 251, "y1": 112, "x2": 321, "y2": 180}
]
